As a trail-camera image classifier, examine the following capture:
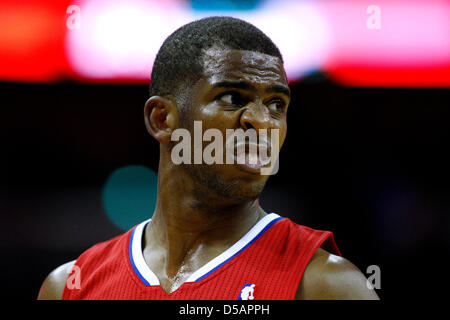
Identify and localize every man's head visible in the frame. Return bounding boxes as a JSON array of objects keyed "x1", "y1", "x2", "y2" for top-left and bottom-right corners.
[
  {"x1": 145, "y1": 16, "x2": 290, "y2": 203},
  {"x1": 149, "y1": 16, "x2": 283, "y2": 102}
]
